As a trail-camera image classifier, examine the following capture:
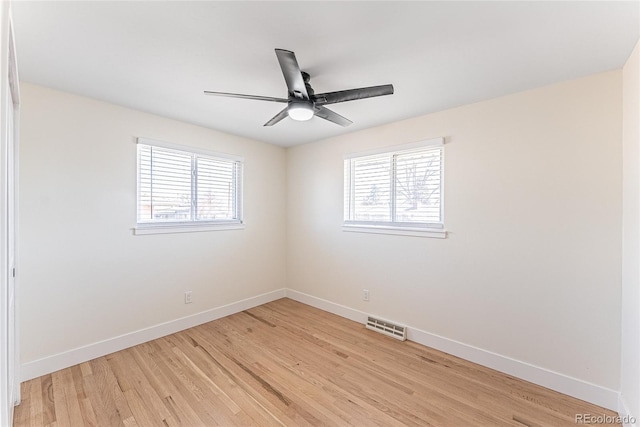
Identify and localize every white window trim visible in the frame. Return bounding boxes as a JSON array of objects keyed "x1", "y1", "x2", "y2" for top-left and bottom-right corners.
[
  {"x1": 134, "y1": 137, "x2": 244, "y2": 235},
  {"x1": 342, "y1": 224, "x2": 446, "y2": 239},
  {"x1": 133, "y1": 222, "x2": 244, "y2": 235},
  {"x1": 343, "y1": 137, "x2": 446, "y2": 238}
]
